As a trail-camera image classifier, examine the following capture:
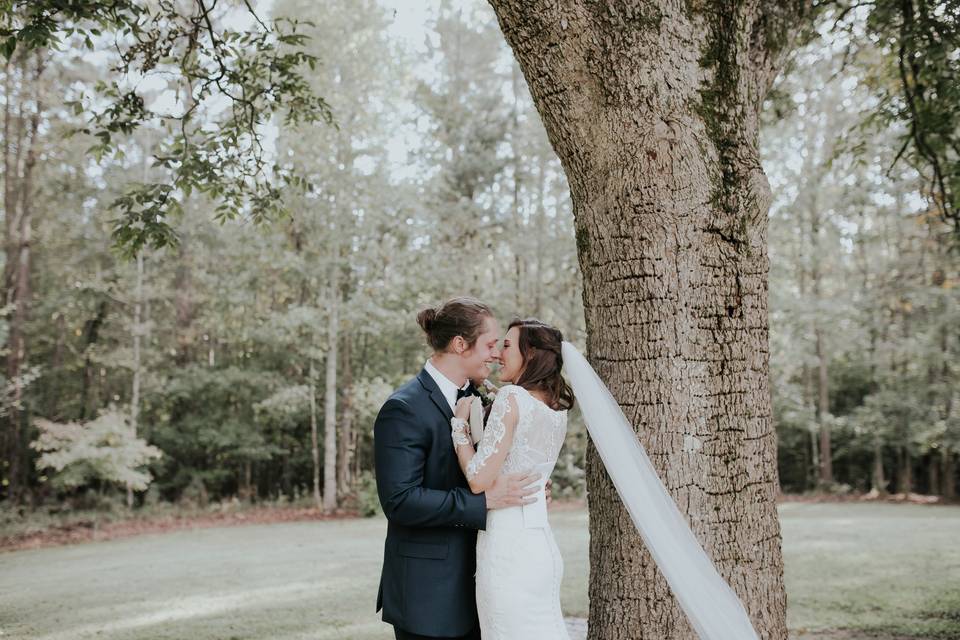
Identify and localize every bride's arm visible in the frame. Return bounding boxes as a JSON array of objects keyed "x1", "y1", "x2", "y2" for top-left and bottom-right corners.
[{"x1": 452, "y1": 390, "x2": 519, "y2": 494}]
